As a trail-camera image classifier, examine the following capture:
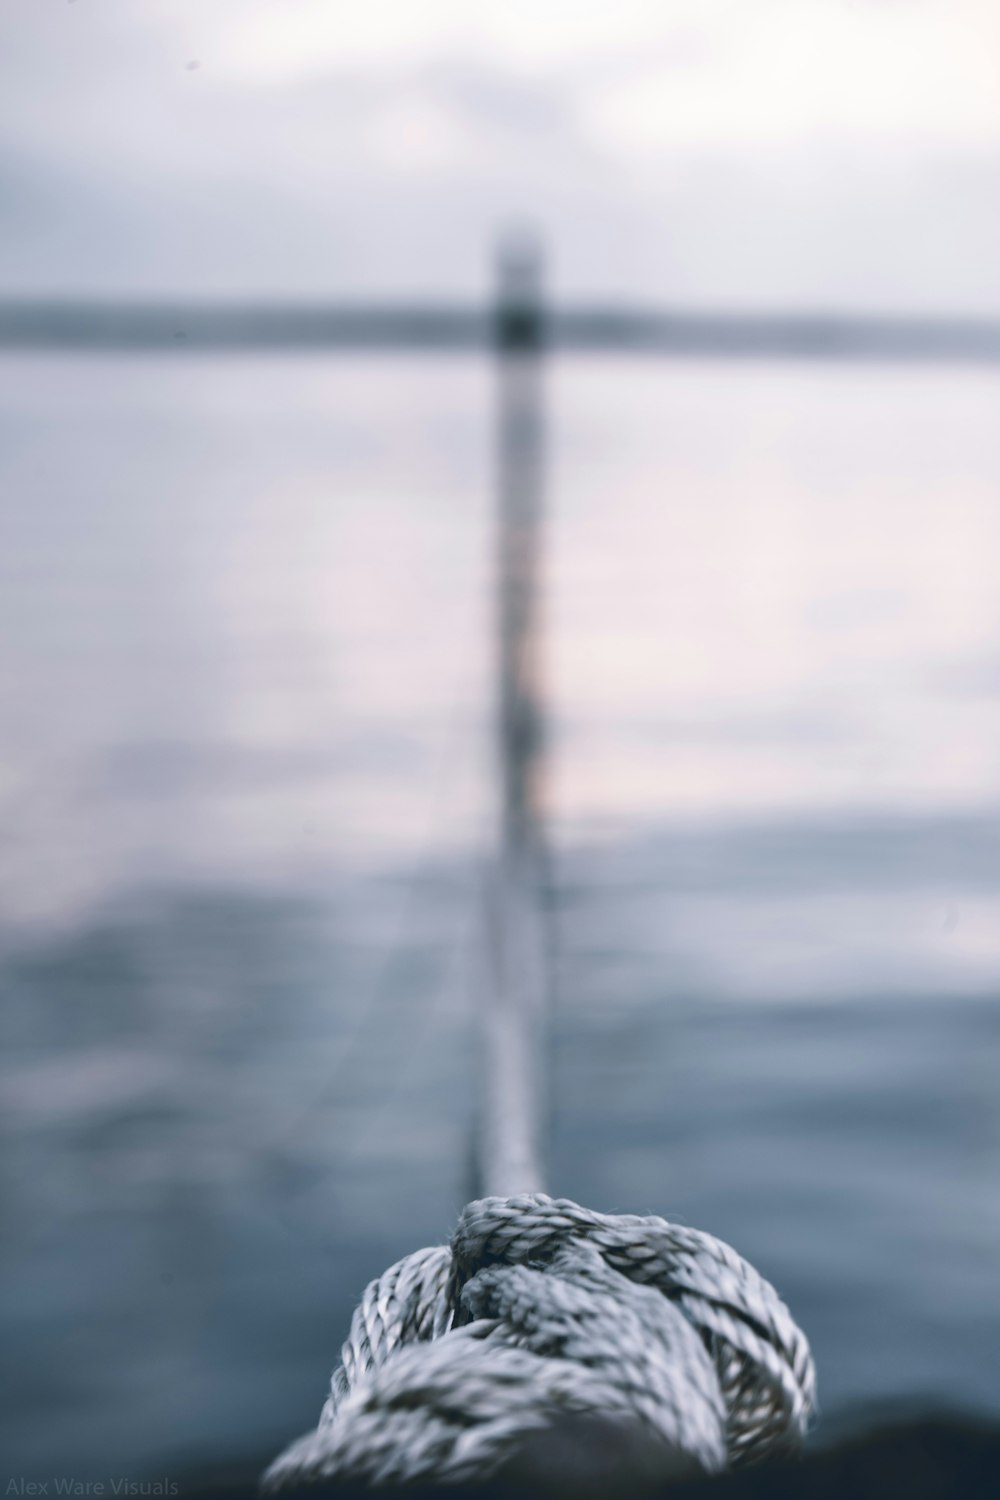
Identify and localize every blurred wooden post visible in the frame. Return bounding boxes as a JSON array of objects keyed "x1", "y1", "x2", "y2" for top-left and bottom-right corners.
[{"x1": 478, "y1": 237, "x2": 549, "y2": 1198}]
